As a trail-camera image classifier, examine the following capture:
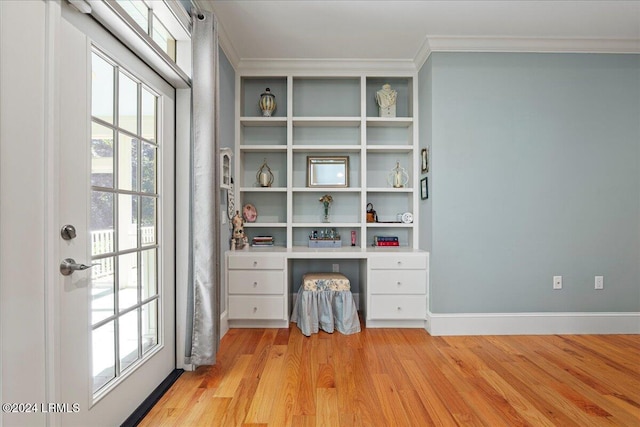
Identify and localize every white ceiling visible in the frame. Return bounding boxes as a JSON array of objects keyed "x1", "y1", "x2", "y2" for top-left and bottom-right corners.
[{"x1": 197, "y1": 1, "x2": 640, "y2": 69}]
